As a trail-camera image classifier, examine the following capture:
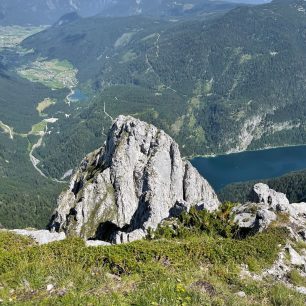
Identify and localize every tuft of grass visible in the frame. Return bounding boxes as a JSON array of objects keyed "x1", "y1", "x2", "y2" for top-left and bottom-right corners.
[
  {"x1": 270, "y1": 284, "x2": 306, "y2": 306},
  {"x1": 288, "y1": 269, "x2": 306, "y2": 287},
  {"x1": 151, "y1": 202, "x2": 239, "y2": 240}
]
